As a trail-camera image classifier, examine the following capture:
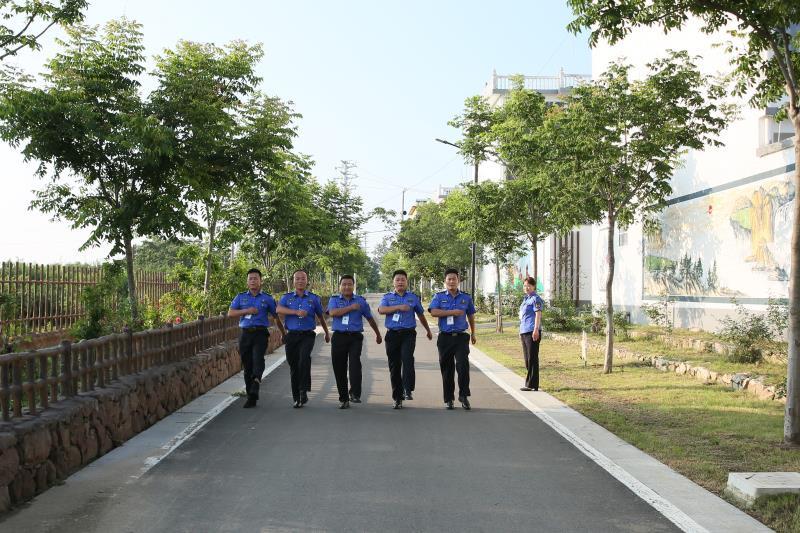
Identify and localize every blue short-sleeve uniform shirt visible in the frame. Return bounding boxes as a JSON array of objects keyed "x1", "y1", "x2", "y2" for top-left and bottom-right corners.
[
  {"x1": 379, "y1": 291, "x2": 424, "y2": 330},
  {"x1": 279, "y1": 290, "x2": 324, "y2": 331},
  {"x1": 229, "y1": 291, "x2": 277, "y2": 328},
  {"x1": 519, "y1": 292, "x2": 544, "y2": 334},
  {"x1": 326, "y1": 294, "x2": 372, "y2": 332},
  {"x1": 428, "y1": 290, "x2": 476, "y2": 333}
]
